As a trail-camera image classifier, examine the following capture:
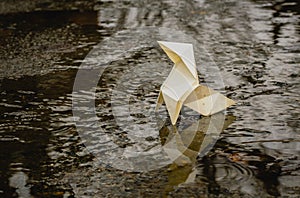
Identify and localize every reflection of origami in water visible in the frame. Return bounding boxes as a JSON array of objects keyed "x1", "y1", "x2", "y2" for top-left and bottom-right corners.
[
  {"x1": 159, "y1": 113, "x2": 235, "y2": 195},
  {"x1": 156, "y1": 41, "x2": 236, "y2": 125}
]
